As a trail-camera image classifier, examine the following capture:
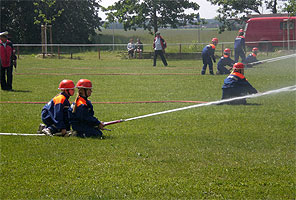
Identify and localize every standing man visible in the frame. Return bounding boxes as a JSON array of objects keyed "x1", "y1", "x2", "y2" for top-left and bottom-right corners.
[
  {"x1": 201, "y1": 38, "x2": 218, "y2": 75},
  {"x1": 0, "y1": 31, "x2": 16, "y2": 91},
  {"x1": 234, "y1": 29, "x2": 246, "y2": 63},
  {"x1": 153, "y1": 31, "x2": 168, "y2": 67}
]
